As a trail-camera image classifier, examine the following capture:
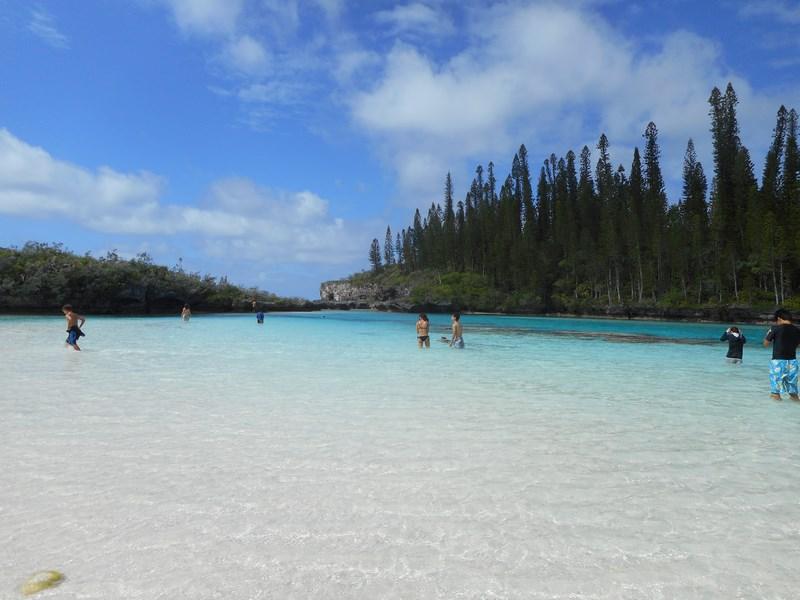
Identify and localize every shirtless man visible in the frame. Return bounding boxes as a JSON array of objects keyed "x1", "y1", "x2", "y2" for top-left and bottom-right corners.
[
  {"x1": 180, "y1": 304, "x2": 191, "y2": 321},
  {"x1": 449, "y1": 312, "x2": 464, "y2": 348},
  {"x1": 416, "y1": 313, "x2": 430, "y2": 348},
  {"x1": 62, "y1": 304, "x2": 85, "y2": 351}
]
